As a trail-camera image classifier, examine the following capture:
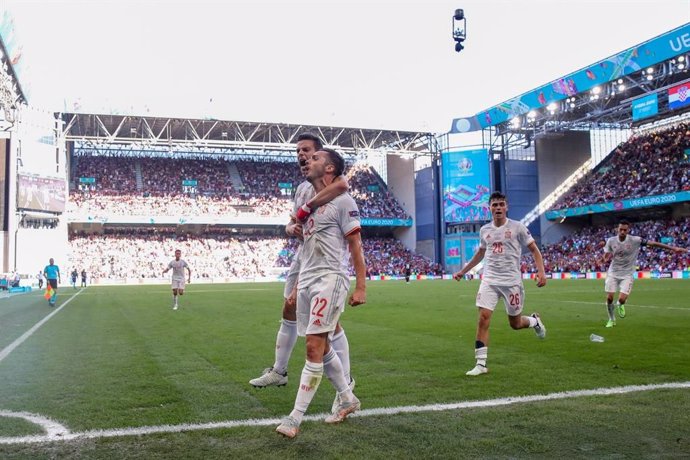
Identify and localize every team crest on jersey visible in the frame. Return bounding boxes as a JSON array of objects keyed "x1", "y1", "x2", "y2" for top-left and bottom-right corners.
[{"x1": 504, "y1": 230, "x2": 512, "y2": 239}]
